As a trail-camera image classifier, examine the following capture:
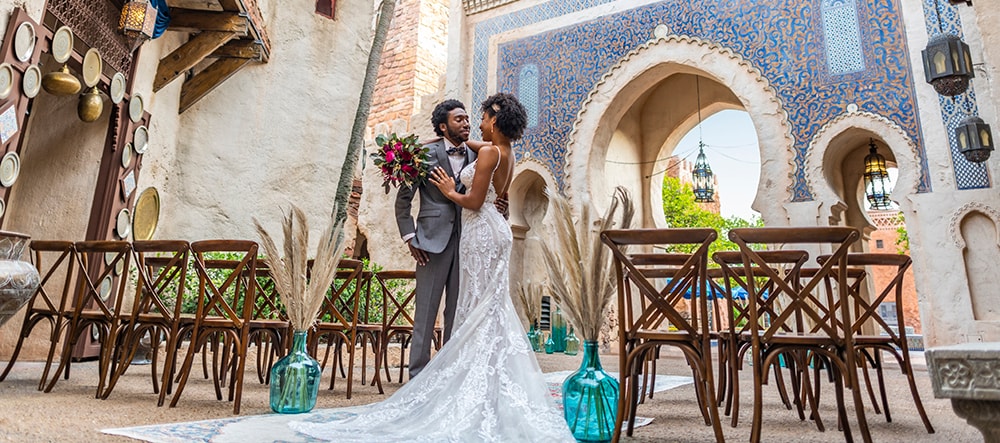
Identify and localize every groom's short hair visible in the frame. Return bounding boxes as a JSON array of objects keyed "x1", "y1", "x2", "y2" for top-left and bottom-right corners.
[{"x1": 432, "y1": 99, "x2": 466, "y2": 137}]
